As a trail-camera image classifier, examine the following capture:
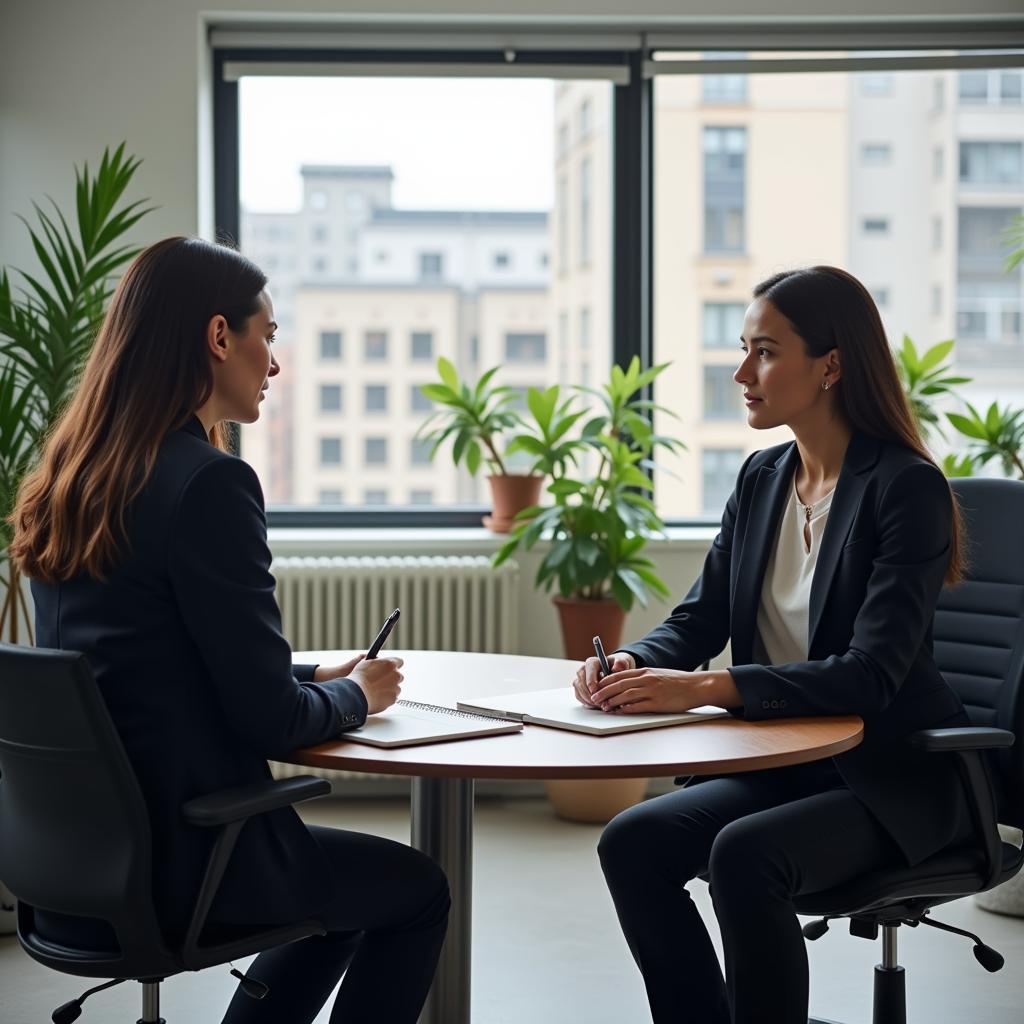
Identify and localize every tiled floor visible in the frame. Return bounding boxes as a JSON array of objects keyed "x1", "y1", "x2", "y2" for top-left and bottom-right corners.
[{"x1": 1, "y1": 795, "x2": 1021, "y2": 1023}]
